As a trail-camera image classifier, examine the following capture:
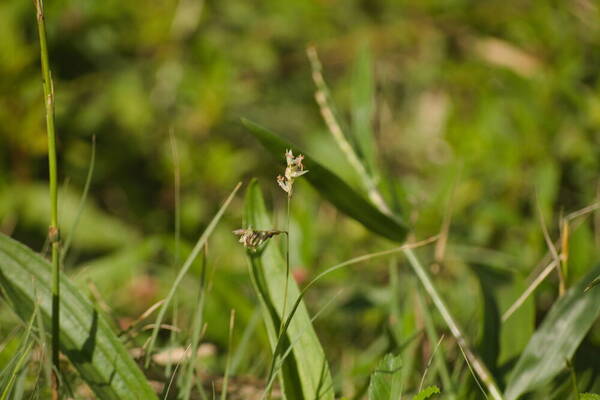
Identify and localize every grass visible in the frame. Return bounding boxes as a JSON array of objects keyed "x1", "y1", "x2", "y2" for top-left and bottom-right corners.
[
  {"x1": 1, "y1": 1, "x2": 600, "y2": 399},
  {"x1": 32, "y1": 0, "x2": 60, "y2": 397}
]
